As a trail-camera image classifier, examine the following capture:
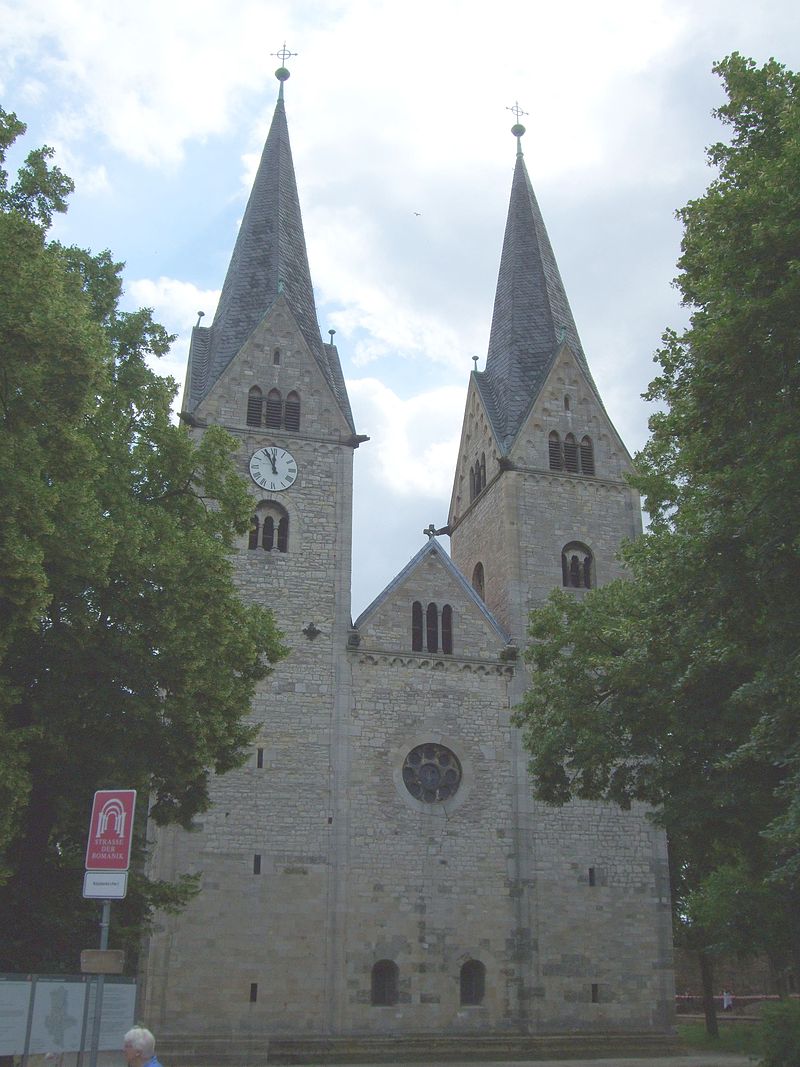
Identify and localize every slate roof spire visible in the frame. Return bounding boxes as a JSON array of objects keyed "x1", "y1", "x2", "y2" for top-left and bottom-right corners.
[
  {"x1": 476, "y1": 115, "x2": 601, "y2": 450},
  {"x1": 183, "y1": 57, "x2": 354, "y2": 430}
]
